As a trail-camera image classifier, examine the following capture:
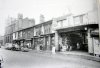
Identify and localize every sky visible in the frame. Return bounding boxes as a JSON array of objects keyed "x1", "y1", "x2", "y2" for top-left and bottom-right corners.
[{"x1": 0, "y1": 0, "x2": 96, "y2": 36}]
